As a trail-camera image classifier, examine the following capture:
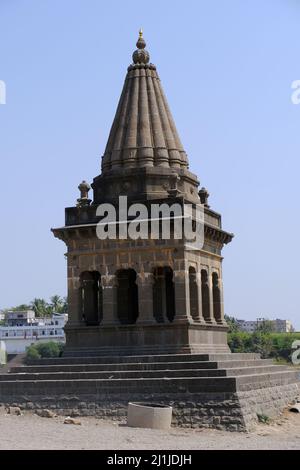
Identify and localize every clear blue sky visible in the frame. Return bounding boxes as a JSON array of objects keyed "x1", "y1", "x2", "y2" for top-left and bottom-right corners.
[{"x1": 0, "y1": 0, "x2": 299, "y2": 328}]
